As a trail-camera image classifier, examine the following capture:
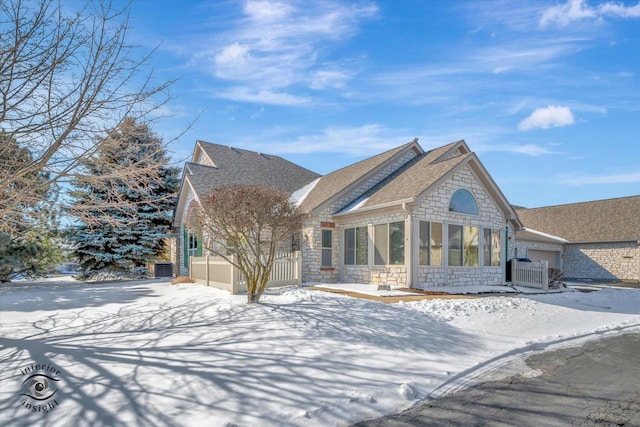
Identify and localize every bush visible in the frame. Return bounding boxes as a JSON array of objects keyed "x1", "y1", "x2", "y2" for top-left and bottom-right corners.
[{"x1": 171, "y1": 276, "x2": 195, "y2": 285}]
